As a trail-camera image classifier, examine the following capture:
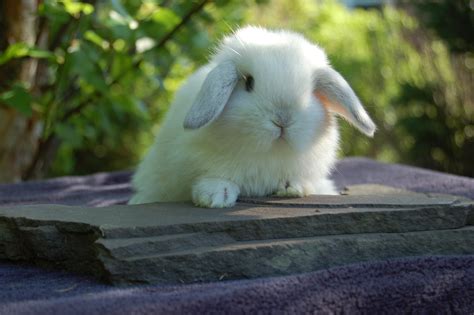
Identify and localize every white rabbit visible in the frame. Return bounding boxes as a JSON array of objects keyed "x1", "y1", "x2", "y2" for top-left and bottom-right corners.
[{"x1": 129, "y1": 26, "x2": 375, "y2": 208}]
